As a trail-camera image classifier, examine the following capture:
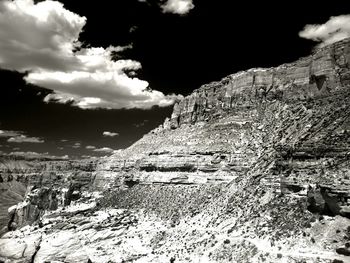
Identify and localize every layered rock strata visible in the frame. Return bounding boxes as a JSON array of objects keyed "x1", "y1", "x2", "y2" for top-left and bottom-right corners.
[
  {"x1": 99, "y1": 38, "x2": 350, "y2": 202},
  {"x1": 0, "y1": 157, "x2": 96, "y2": 235}
]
